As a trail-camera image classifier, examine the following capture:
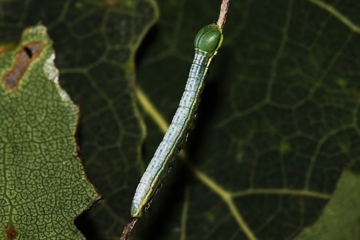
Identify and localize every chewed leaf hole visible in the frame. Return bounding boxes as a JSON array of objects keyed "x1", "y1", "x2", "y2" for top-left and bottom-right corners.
[
  {"x1": 23, "y1": 46, "x2": 33, "y2": 59},
  {"x1": 2, "y1": 41, "x2": 44, "y2": 90}
]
